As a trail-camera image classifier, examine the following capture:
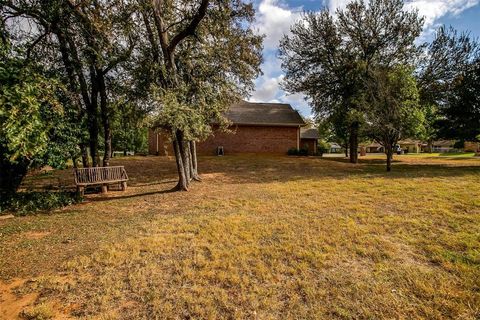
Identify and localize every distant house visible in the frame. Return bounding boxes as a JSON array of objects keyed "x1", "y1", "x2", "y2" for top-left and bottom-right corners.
[
  {"x1": 148, "y1": 101, "x2": 306, "y2": 156},
  {"x1": 464, "y1": 141, "x2": 480, "y2": 152},
  {"x1": 364, "y1": 142, "x2": 384, "y2": 153},
  {"x1": 300, "y1": 128, "x2": 320, "y2": 155},
  {"x1": 431, "y1": 140, "x2": 456, "y2": 153},
  {"x1": 398, "y1": 139, "x2": 422, "y2": 153},
  {"x1": 329, "y1": 142, "x2": 342, "y2": 153}
]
